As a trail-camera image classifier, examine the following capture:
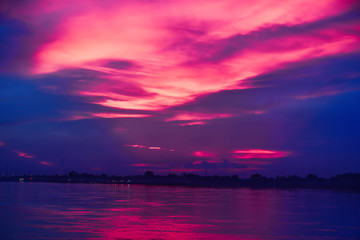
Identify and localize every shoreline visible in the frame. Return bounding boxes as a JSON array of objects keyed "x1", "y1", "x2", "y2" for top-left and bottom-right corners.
[{"x1": 1, "y1": 172, "x2": 360, "y2": 191}]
